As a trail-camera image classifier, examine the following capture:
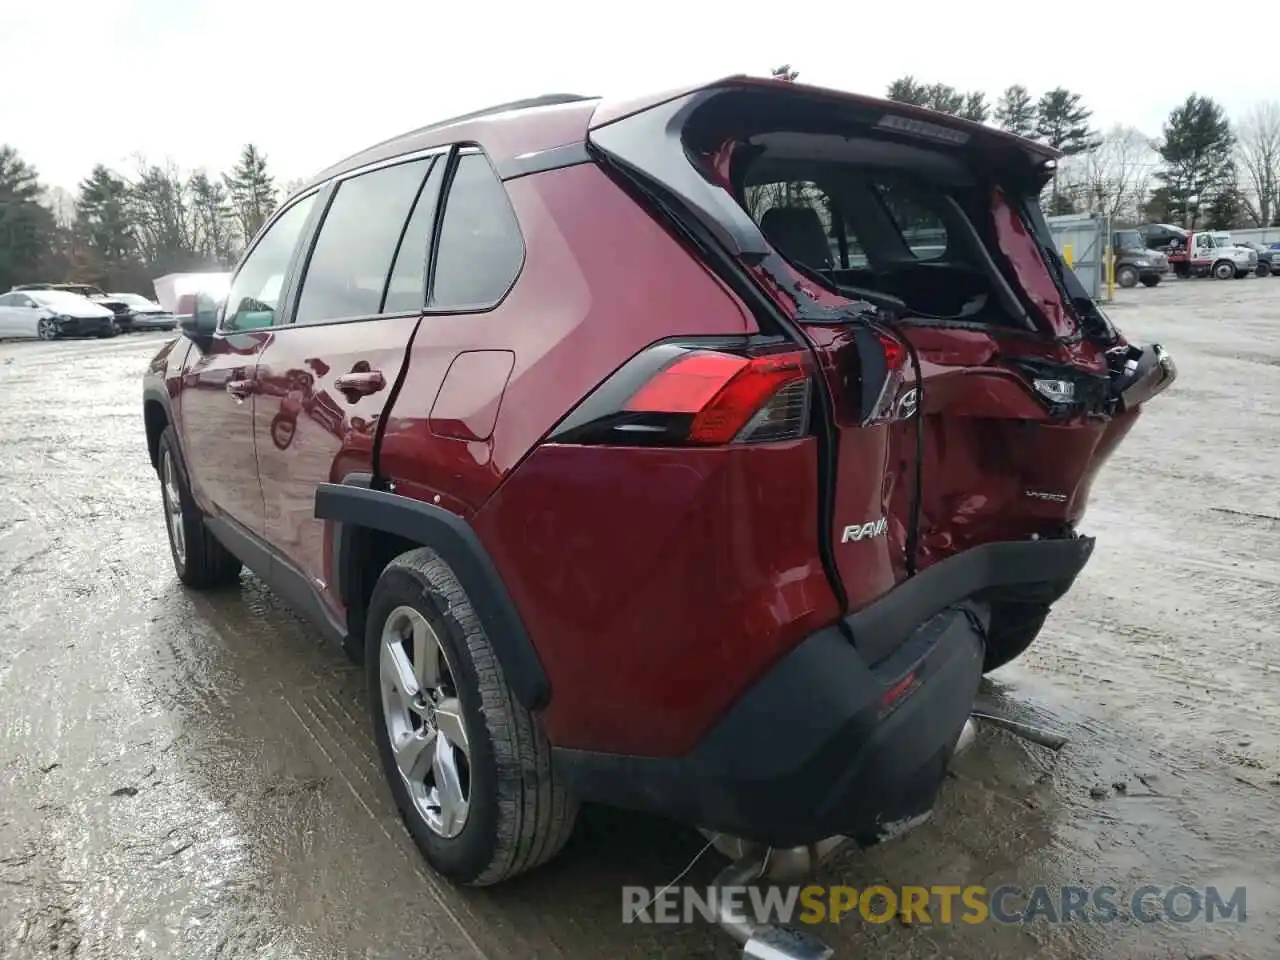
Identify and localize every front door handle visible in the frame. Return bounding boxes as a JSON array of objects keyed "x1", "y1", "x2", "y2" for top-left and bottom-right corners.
[
  {"x1": 334, "y1": 370, "x2": 386, "y2": 399},
  {"x1": 226, "y1": 378, "x2": 255, "y2": 401}
]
